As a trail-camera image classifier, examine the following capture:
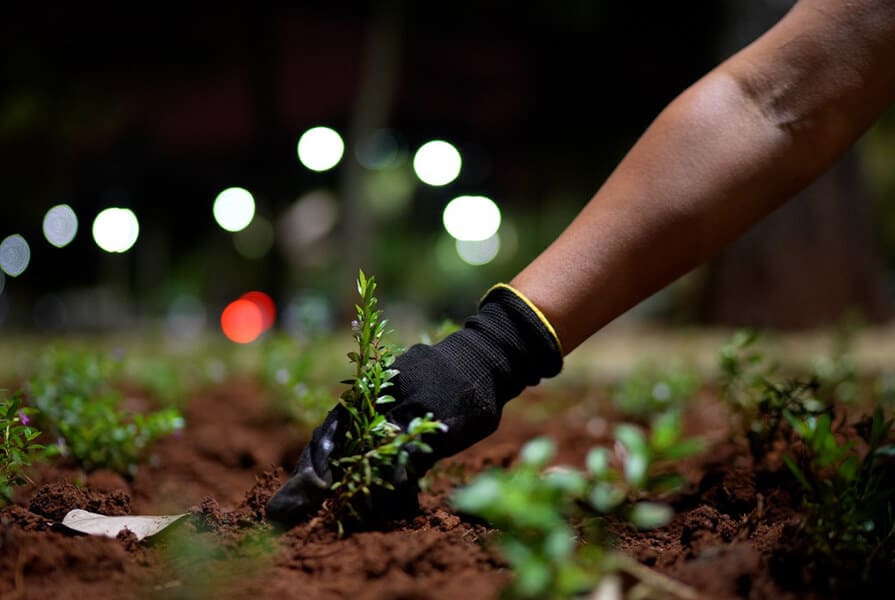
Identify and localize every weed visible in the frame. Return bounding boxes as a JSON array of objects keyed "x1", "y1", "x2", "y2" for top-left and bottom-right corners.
[
  {"x1": 783, "y1": 406, "x2": 895, "y2": 582},
  {"x1": 26, "y1": 348, "x2": 184, "y2": 475},
  {"x1": 1, "y1": 390, "x2": 50, "y2": 505},
  {"x1": 721, "y1": 330, "x2": 895, "y2": 585},
  {"x1": 453, "y1": 409, "x2": 703, "y2": 598},
  {"x1": 327, "y1": 271, "x2": 445, "y2": 532},
  {"x1": 720, "y1": 330, "x2": 828, "y2": 461}
]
